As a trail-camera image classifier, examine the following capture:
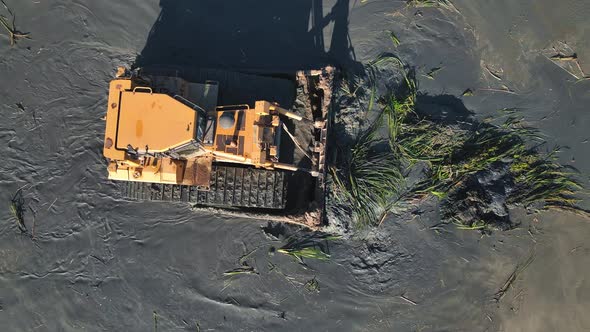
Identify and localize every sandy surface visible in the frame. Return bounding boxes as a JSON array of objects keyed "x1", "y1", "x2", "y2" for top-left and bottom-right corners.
[{"x1": 0, "y1": 0, "x2": 589, "y2": 331}]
